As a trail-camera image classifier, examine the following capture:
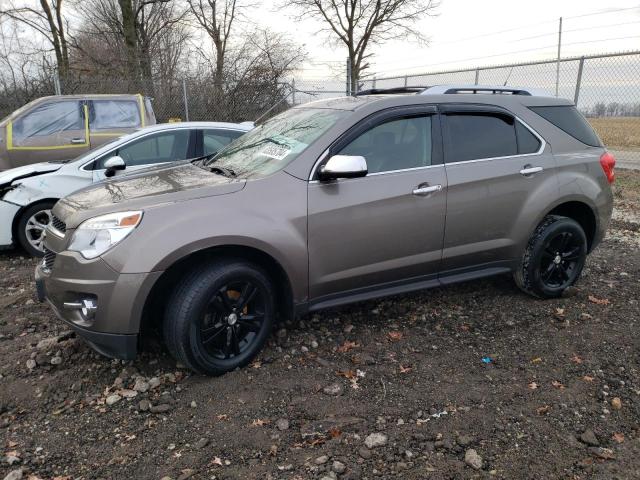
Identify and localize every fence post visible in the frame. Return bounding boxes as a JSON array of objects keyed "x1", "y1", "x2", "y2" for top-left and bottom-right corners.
[
  {"x1": 291, "y1": 78, "x2": 296, "y2": 105},
  {"x1": 372, "y1": 75, "x2": 376, "y2": 89},
  {"x1": 346, "y1": 57, "x2": 352, "y2": 96},
  {"x1": 555, "y1": 17, "x2": 563, "y2": 97},
  {"x1": 182, "y1": 78, "x2": 189, "y2": 121},
  {"x1": 54, "y1": 71, "x2": 61, "y2": 95},
  {"x1": 574, "y1": 56, "x2": 585, "y2": 106},
  {"x1": 404, "y1": 75, "x2": 408, "y2": 87},
  {"x1": 474, "y1": 68, "x2": 480, "y2": 85}
]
